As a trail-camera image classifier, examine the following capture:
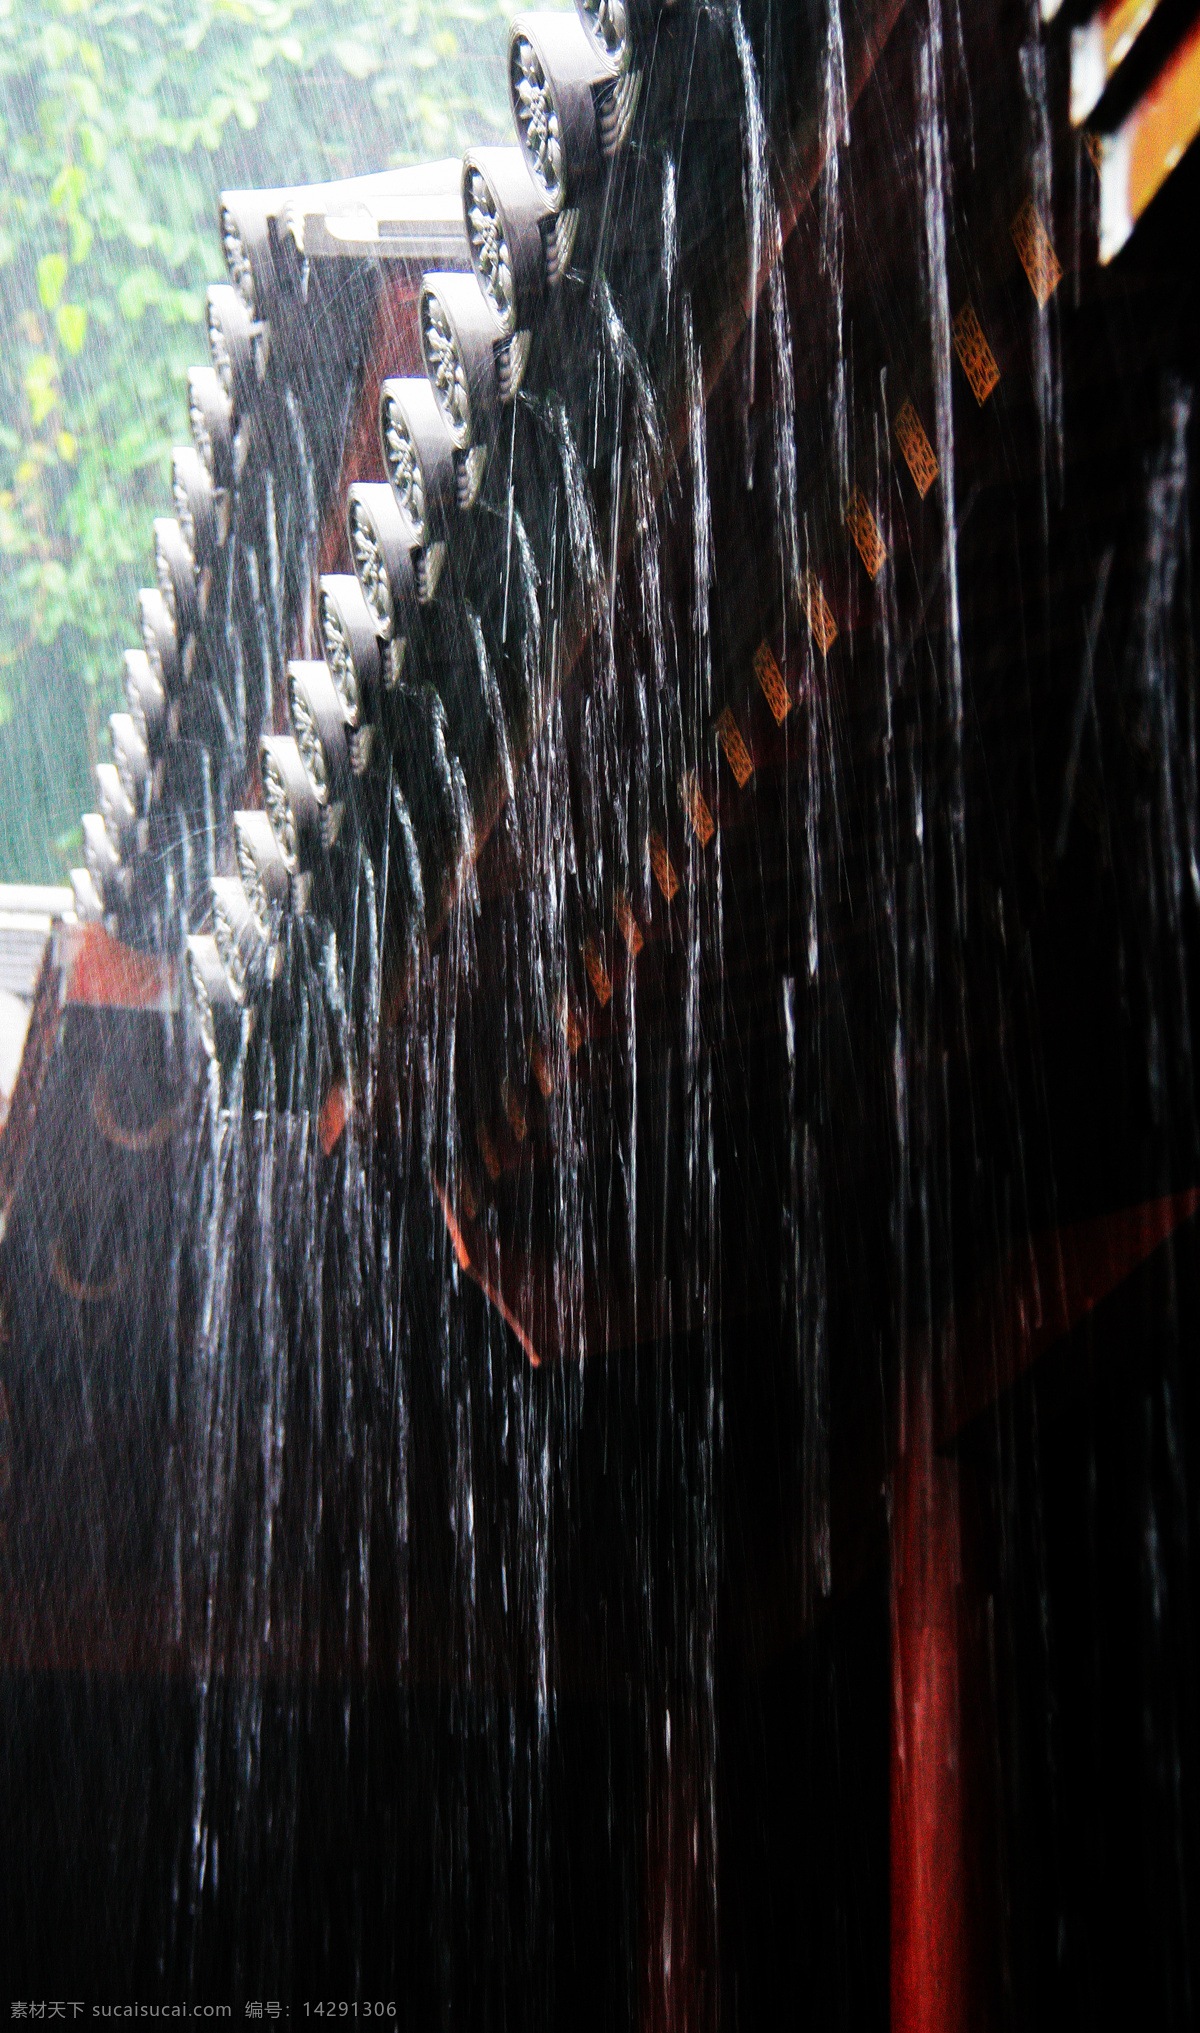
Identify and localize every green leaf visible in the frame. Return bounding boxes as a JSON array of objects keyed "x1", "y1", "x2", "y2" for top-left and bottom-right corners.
[
  {"x1": 36, "y1": 251, "x2": 68, "y2": 311},
  {"x1": 39, "y1": 23, "x2": 76, "y2": 69},
  {"x1": 25, "y1": 354, "x2": 59, "y2": 427},
  {"x1": 79, "y1": 123, "x2": 107, "y2": 171},
  {"x1": 73, "y1": 77, "x2": 102, "y2": 120},
  {"x1": 50, "y1": 164, "x2": 87, "y2": 212},
  {"x1": 332, "y1": 35, "x2": 377, "y2": 78},
  {"x1": 56, "y1": 302, "x2": 88, "y2": 355},
  {"x1": 116, "y1": 267, "x2": 164, "y2": 318}
]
